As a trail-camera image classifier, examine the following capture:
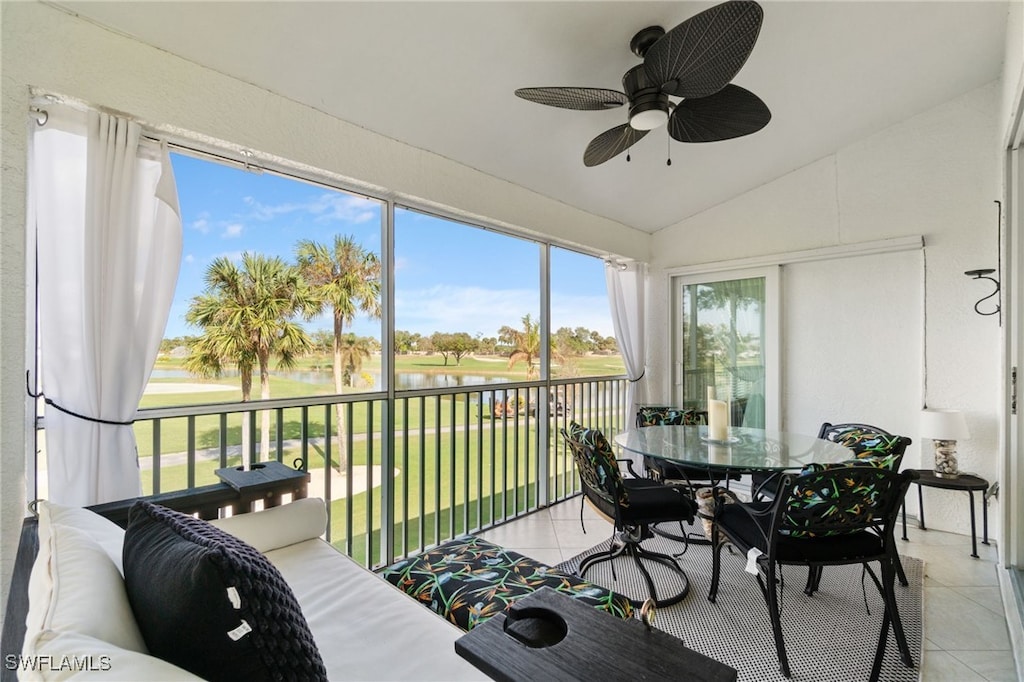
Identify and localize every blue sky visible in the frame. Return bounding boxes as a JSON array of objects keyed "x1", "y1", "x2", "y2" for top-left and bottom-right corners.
[{"x1": 167, "y1": 153, "x2": 615, "y2": 340}]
